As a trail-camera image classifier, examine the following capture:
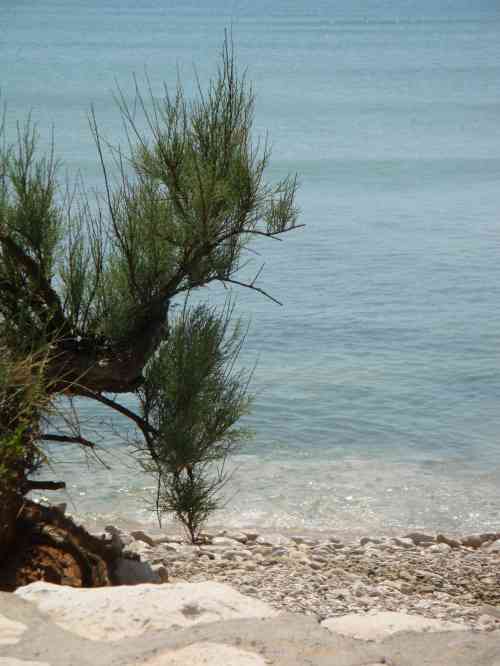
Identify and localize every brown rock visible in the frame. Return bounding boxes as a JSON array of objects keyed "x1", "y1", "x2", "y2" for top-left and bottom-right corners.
[
  {"x1": 130, "y1": 530, "x2": 156, "y2": 547},
  {"x1": 404, "y1": 532, "x2": 435, "y2": 547},
  {"x1": 479, "y1": 533, "x2": 499, "y2": 543},
  {"x1": 436, "y1": 534, "x2": 461, "y2": 549},
  {"x1": 486, "y1": 539, "x2": 500, "y2": 553},
  {"x1": 461, "y1": 535, "x2": 483, "y2": 549}
]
